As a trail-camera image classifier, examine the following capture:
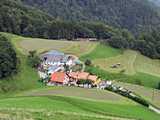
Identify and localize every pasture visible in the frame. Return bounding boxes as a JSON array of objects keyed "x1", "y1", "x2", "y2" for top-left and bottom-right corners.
[
  {"x1": 5, "y1": 33, "x2": 160, "y2": 89},
  {"x1": 93, "y1": 50, "x2": 160, "y2": 77},
  {"x1": 114, "y1": 82, "x2": 160, "y2": 108},
  {"x1": 19, "y1": 38, "x2": 97, "y2": 57},
  {"x1": 0, "y1": 33, "x2": 160, "y2": 119},
  {"x1": 0, "y1": 96, "x2": 160, "y2": 120},
  {"x1": 16, "y1": 35, "x2": 160, "y2": 77},
  {"x1": 20, "y1": 87, "x2": 134, "y2": 104},
  {"x1": 80, "y1": 43, "x2": 121, "y2": 60}
]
